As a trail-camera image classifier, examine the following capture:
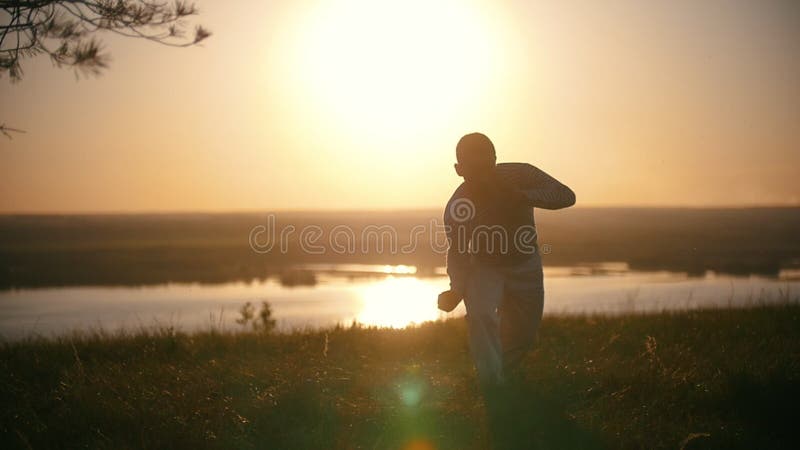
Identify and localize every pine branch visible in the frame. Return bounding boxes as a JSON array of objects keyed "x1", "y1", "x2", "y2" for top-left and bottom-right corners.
[
  {"x1": 0, "y1": 123, "x2": 26, "y2": 139},
  {"x1": 0, "y1": 0, "x2": 211, "y2": 82}
]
